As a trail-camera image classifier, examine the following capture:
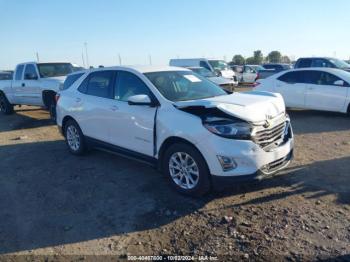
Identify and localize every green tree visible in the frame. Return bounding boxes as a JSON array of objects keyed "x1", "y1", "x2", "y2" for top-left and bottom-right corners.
[
  {"x1": 281, "y1": 55, "x2": 291, "y2": 63},
  {"x1": 267, "y1": 51, "x2": 282, "y2": 63},
  {"x1": 245, "y1": 57, "x2": 256, "y2": 64},
  {"x1": 232, "y1": 55, "x2": 245, "y2": 65},
  {"x1": 253, "y1": 50, "x2": 264, "y2": 65}
]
